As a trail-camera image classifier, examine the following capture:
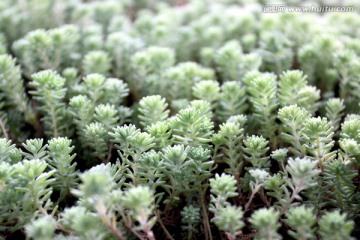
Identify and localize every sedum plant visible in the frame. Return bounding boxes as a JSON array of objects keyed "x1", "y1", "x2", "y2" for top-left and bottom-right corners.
[
  {"x1": 46, "y1": 137, "x2": 78, "y2": 200},
  {"x1": 278, "y1": 70, "x2": 320, "y2": 115},
  {"x1": 258, "y1": 31, "x2": 293, "y2": 75},
  {"x1": 170, "y1": 105, "x2": 214, "y2": 148},
  {"x1": 249, "y1": 207, "x2": 281, "y2": 240},
  {"x1": 181, "y1": 205, "x2": 201, "y2": 240},
  {"x1": 302, "y1": 117, "x2": 336, "y2": 167},
  {"x1": 243, "y1": 135, "x2": 270, "y2": 169},
  {"x1": 29, "y1": 70, "x2": 68, "y2": 138},
  {"x1": 213, "y1": 40, "x2": 261, "y2": 82},
  {"x1": 0, "y1": 1, "x2": 359, "y2": 239},
  {"x1": 212, "y1": 119, "x2": 245, "y2": 192},
  {"x1": 326, "y1": 98, "x2": 345, "y2": 133},
  {"x1": 318, "y1": 211, "x2": 354, "y2": 240},
  {"x1": 192, "y1": 80, "x2": 220, "y2": 110},
  {"x1": 138, "y1": 95, "x2": 169, "y2": 129},
  {"x1": 129, "y1": 46, "x2": 175, "y2": 99},
  {"x1": 216, "y1": 81, "x2": 248, "y2": 123},
  {"x1": 209, "y1": 173, "x2": 245, "y2": 240},
  {"x1": 0, "y1": 55, "x2": 37, "y2": 128},
  {"x1": 245, "y1": 73, "x2": 279, "y2": 148},
  {"x1": 278, "y1": 105, "x2": 310, "y2": 156},
  {"x1": 285, "y1": 206, "x2": 317, "y2": 240},
  {"x1": 82, "y1": 50, "x2": 111, "y2": 76}
]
